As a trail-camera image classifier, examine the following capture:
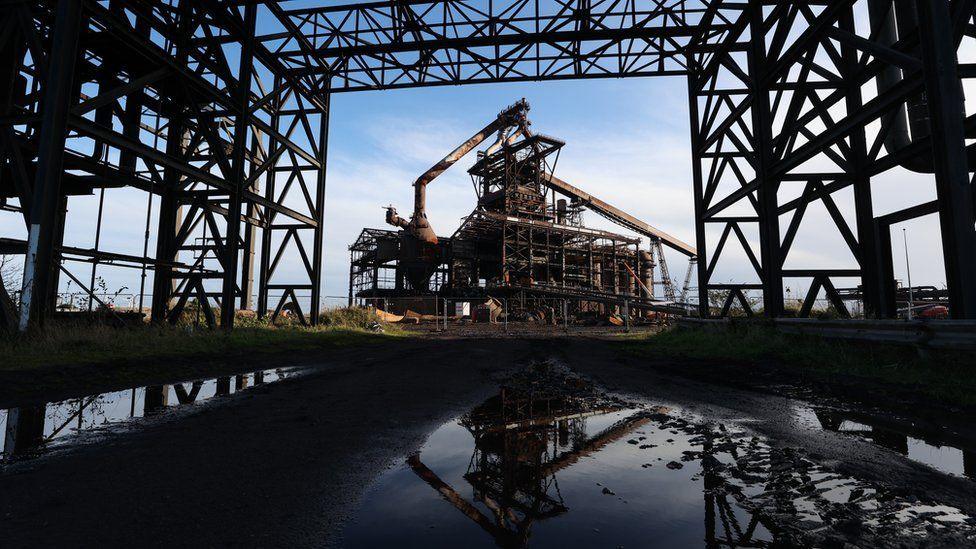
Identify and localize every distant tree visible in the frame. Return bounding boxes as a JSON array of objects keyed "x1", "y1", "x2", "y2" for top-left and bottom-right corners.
[
  {"x1": 1, "y1": 255, "x2": 19, "y2": 296},
  {"x1": 1, "y1": 255, "x2": 20, "y2": 328},
  {"x1": 707, "y1": 289, "x2": 727, "y2": 309},
  {"x1": 707, "y1": 287, "x2": 762, "y2": 316}
]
